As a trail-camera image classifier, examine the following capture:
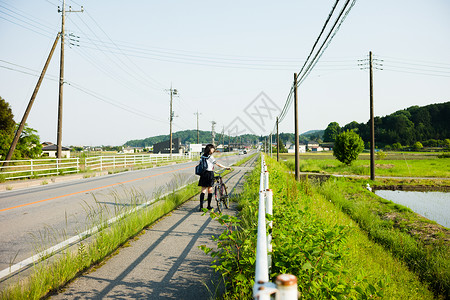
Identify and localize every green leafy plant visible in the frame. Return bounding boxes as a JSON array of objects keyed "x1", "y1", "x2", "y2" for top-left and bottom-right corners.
[{"x1": 333, "y1": 130, "x2": 365, "y2": 165}]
